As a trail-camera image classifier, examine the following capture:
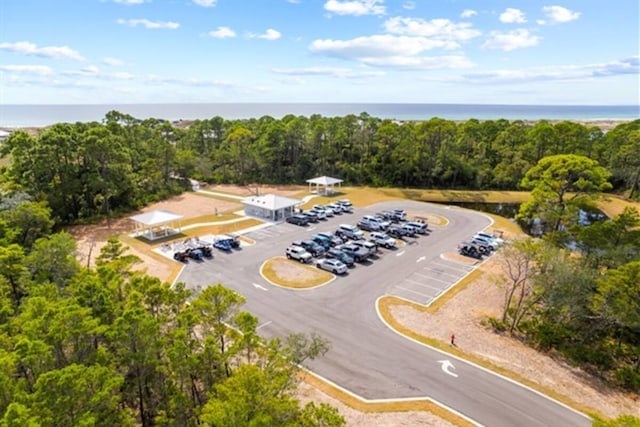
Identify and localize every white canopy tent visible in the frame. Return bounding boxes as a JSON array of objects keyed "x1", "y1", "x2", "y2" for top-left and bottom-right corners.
[
  {"x1": 130, "y1": 210, "x2": 184, "y2": 240},
  {"x1": 306, "y1": 176, "x2": 343, "y2": 195},
  {"x1": 242, "y1": 194, "x2": 301, "y2": 221}
]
